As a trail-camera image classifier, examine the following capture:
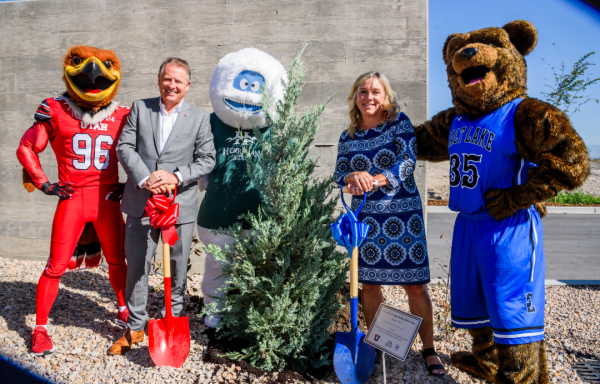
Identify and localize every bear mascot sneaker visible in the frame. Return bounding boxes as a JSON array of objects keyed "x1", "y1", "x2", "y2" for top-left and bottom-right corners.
[
  {"x1": 16, "y1": 46, "x2": 130, "y2": 355},
  {"x1": 414, "y1": 20, "x2": 589, "y2": 384},
  {"x1": 196, "y1": 48, "x2": 287, "y2": 330}
]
